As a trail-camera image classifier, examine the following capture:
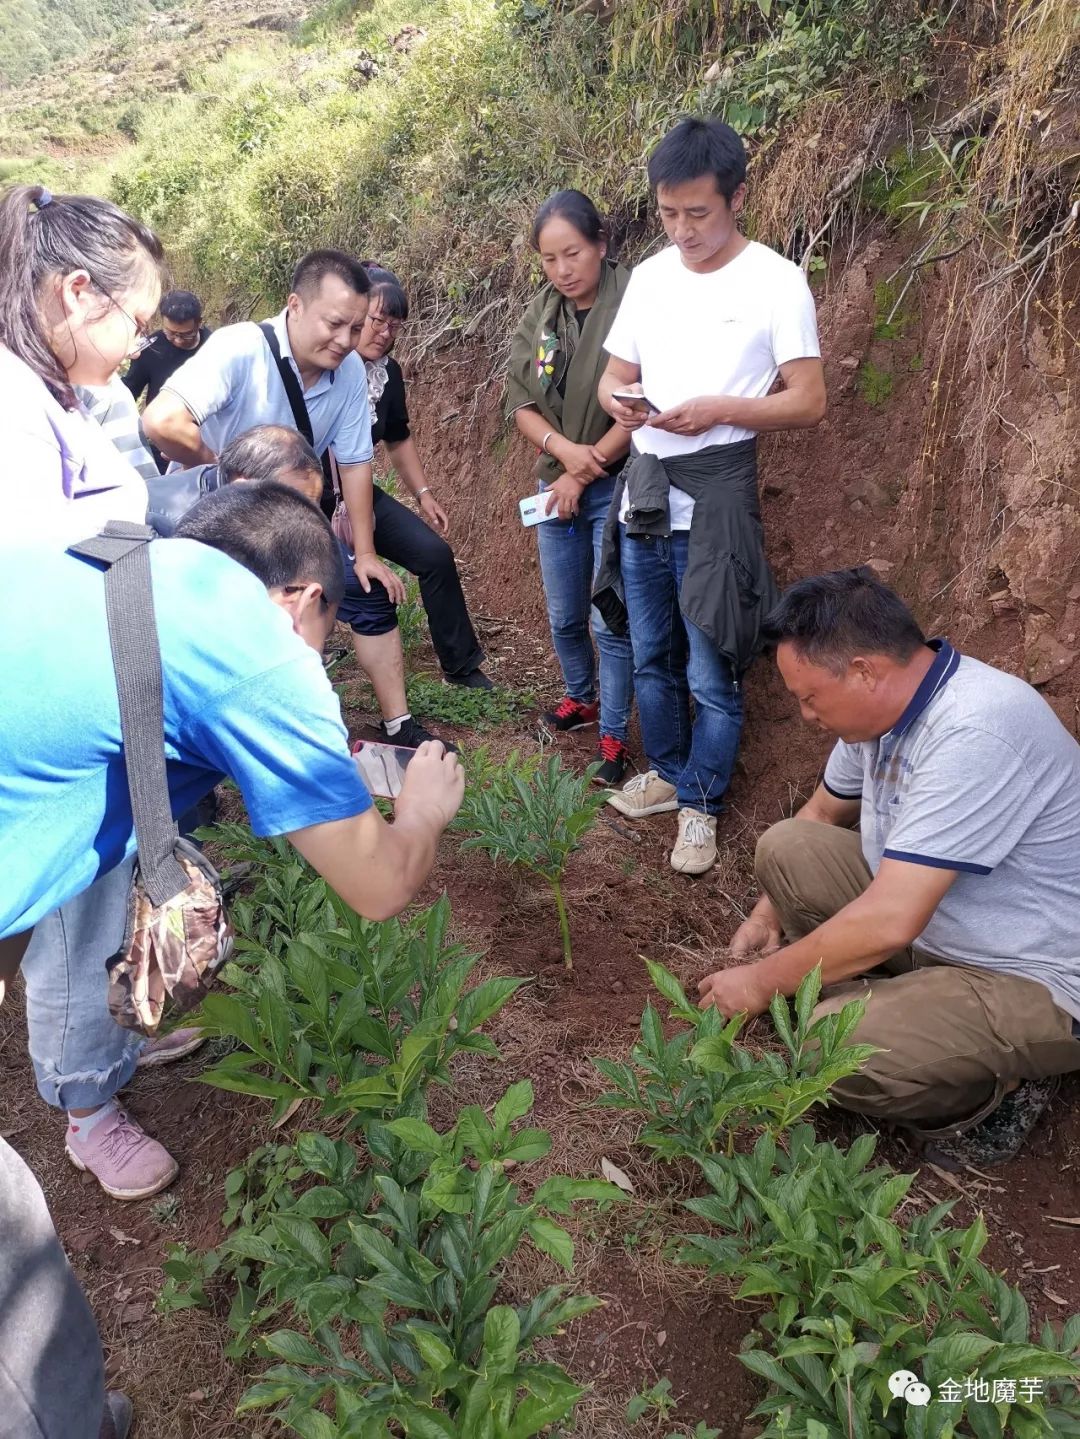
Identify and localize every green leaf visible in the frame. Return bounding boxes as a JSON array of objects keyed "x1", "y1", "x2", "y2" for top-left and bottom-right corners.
[
  {"x1": 500, "y1": 1129, "x2": 552, "y2": 1164},
  {"x1": 198, "y1": 1066, "x2": 299, "y2": 1101},
  {"x1": 385, "y1": 1117, "x2": 447, "y2": 1156},
  {"x1": 403, "y1": 1410, "x2": 457, "y2": 1439},
  {"x1": 409, "y1": 1327, "x2": 456, "y2": 1374},
  {"x1": 290, "y1": 1411, "x2": 340, "y2": 1439},
  {"x1": 456, "y1": 977, "x2": 525, "y2": 1034},
  {"x1": 483, "y1": 1305, "x2": 522, "y2": 1375},
  {"x1": 262, "y1": 1328, "x2": 328, "y2": 1366},
  {"x1": 292, "y1": 1186, "x2": 351, "y2": 1220},
  {"x1": 794, "y1": 965, "x2": 823, "y2": 1034},
  {"x1": 493, "y1": 1079, "x2": 535, "y2": 1134},
  {"x1": 533, "y1": 1176, "x2": 626, "y2": 1213},
  {"x1": 769, "y1": 991, "x2": 797, "y2": 1054},
  {"x1": 237, "y1": 1378, "x2": 303, "y2": 1412},
  {"x1": 295, "y1": 1131, "x2": 340, "y2": 1179},
  {"x1": 644, "y1": 958, "x2": 694, "y2": 1014},
  {"x1": 528, "y1": 1217, "x2": 574, "y2": 1271},
  {"x1": 272, "y1": 1214, "x2": 330, "y2": 1271}
]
